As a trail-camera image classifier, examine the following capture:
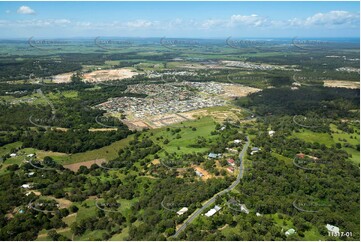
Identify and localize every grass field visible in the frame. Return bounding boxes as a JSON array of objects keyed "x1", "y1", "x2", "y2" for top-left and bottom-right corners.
[
  {"x1": 0, "y1": 141, "x2": 22, "y2": 156},
  {"x1": 144, "y1": 116, "x2": 217, "y2": 157},
  {"x1": 271, "y1": 152, "x2": 293, "y2": 164},
  {"x1": 292, "y1": 124, "x2": 360, "y2": 165},
  {"x1": 292, "y1": 130, "x2": 334, "y2": 147},
  {"x1": 269, "y1": 213, "x2": 325, "y2": 240}
]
